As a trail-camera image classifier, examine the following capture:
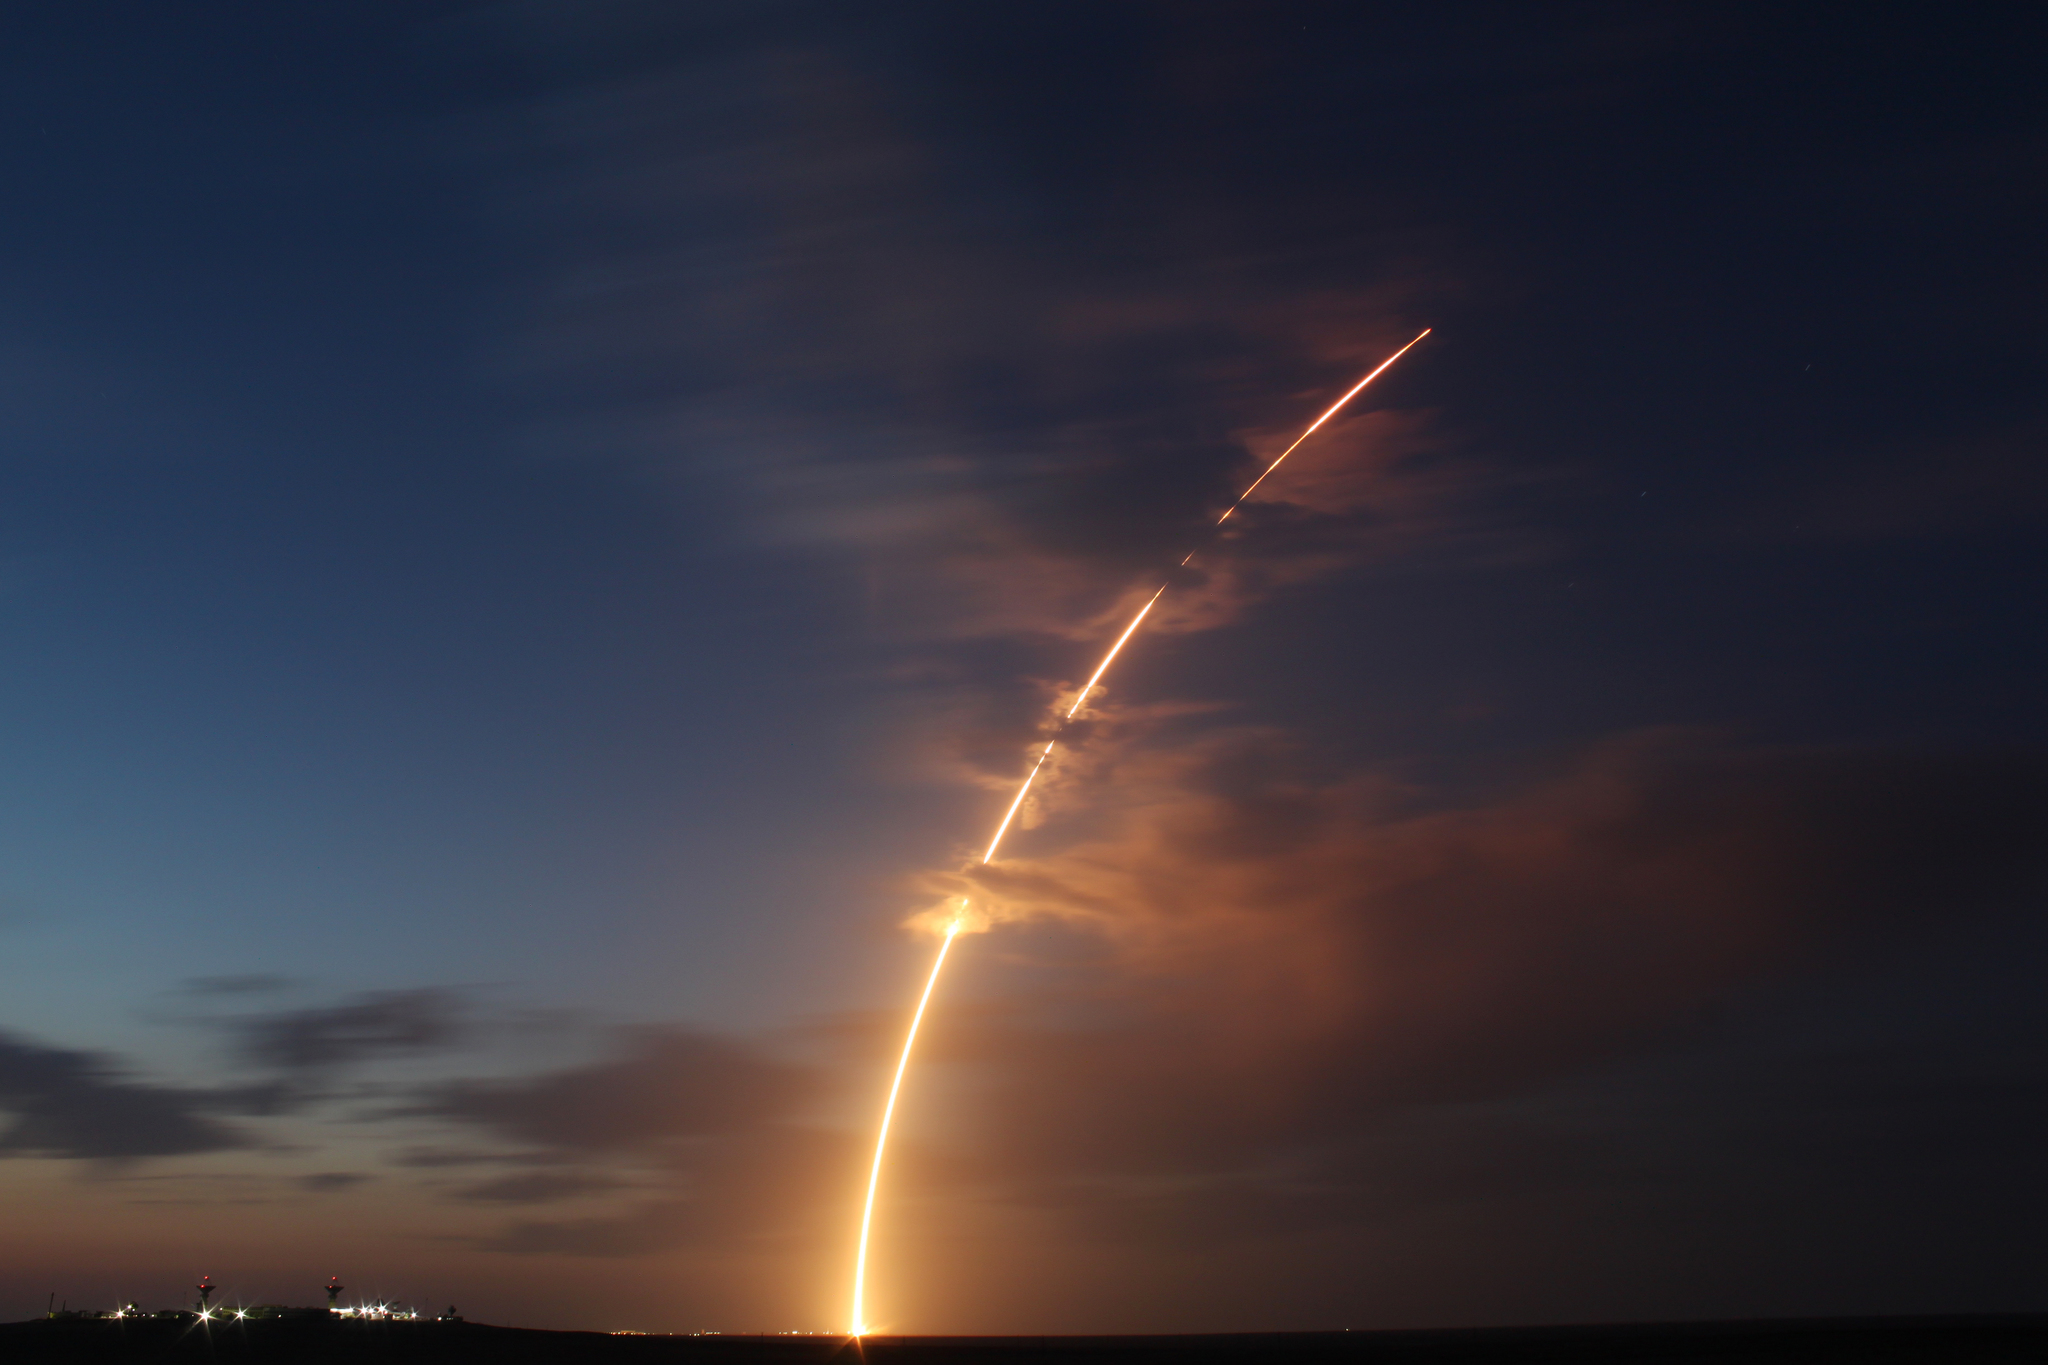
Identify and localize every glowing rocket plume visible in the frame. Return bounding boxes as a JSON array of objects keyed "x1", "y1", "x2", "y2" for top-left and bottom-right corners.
[
  {"x1": 849, "y1": 918, "x2": 961, "y2": 1338},
  {"x1": 847, "y1": 329, "x2": 1430, "y2": 1336}
]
